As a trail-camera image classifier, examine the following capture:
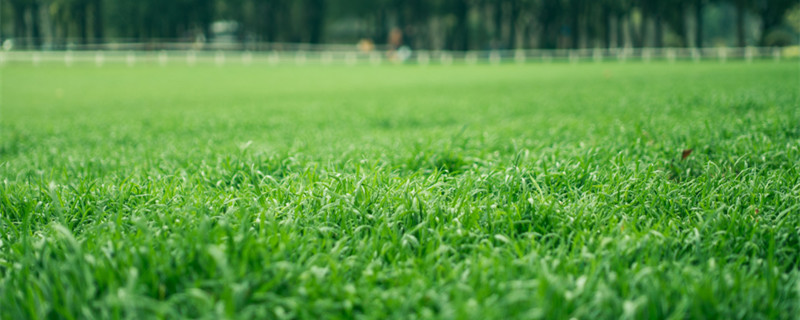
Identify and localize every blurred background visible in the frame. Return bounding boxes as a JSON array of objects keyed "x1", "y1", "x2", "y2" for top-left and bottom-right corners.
[{"x1": 1, "y1": 0, "x2": 798, "y2": 51}]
